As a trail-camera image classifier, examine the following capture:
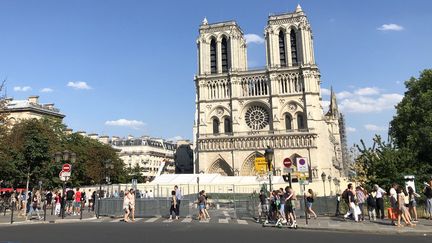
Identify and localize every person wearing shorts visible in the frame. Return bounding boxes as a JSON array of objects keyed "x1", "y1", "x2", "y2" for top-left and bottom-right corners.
[
  {"x1": 66, "y1": 189, "x2": 74, "y2": 215},
  {"x1": 74, "y1": 188, "x2": 82, "y2": 215}
]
